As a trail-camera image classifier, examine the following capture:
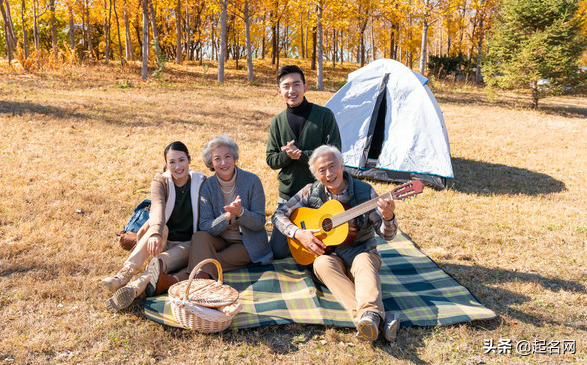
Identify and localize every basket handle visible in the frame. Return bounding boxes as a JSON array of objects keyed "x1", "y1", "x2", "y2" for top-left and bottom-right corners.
[{"x1": 182, "y1": 258, "x2": 223, "y2": 301}]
